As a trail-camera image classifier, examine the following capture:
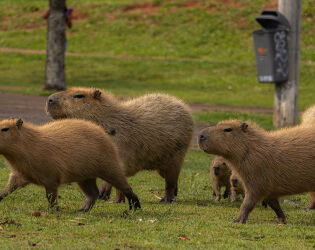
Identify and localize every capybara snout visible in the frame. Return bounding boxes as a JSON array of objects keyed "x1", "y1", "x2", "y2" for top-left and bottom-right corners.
[
  {"x1": 231, "y1": 178, "x2": 238, "y2": 187},
  {"x1": 213, "y1": 166, "x2": 220, "y2": 176}
]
